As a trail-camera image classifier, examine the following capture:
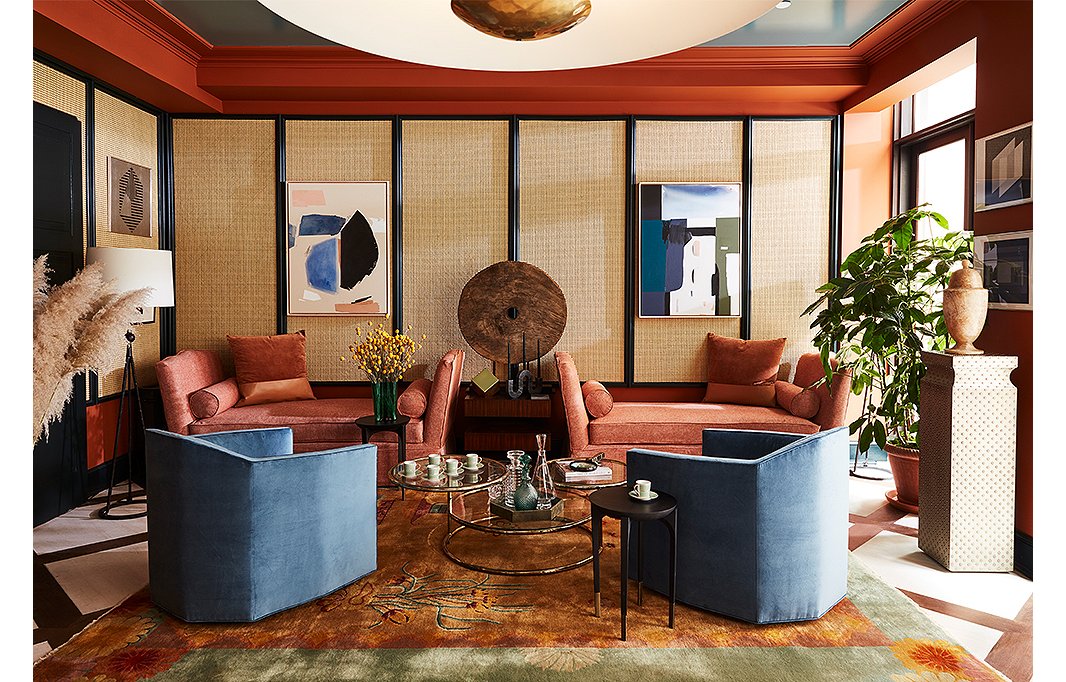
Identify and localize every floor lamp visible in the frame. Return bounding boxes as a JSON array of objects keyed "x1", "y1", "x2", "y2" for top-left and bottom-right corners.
[{"x1": 85, "y1": 247, "x2": 175, "y2": 520}]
